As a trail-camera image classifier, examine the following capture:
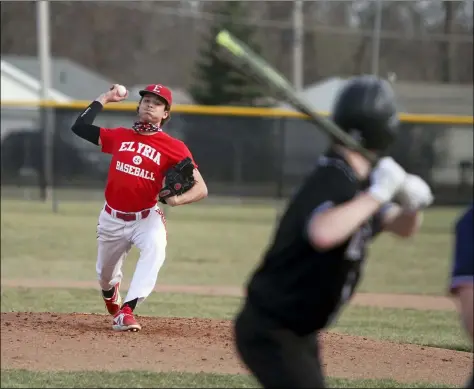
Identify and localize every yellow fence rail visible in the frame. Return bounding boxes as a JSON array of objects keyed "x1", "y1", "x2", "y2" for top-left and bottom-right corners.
[{"x1": 1, "y1": 100, "x2": 473, "y2": 125}]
